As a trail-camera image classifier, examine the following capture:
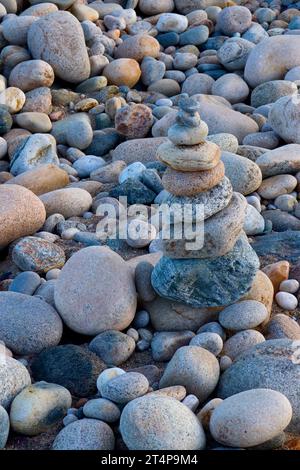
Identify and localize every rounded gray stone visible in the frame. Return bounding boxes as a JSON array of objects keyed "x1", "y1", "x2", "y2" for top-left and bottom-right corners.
[
  {"x1": 120, "y1": 395, "x2": 206, "y2": 450},
  {"x1": 223, "y1": 329, "x2": 265, "y2": 361},
  {"x1": 221, "y1": 151, "x2": 262, "y2": 195},
  {"x1": 151, "y1": 234, "x2": 260, "y2": 308},
  {"x1": 151, "y1": 331, "x2": 195, "y2": 362},
  {"x1": 210, "y1": 388, "x2": 292, "y2": 448},
  {"x1": 0, "y1": 292, "x2": 63, "y2": 355},
  {"x1": 83, "y1": 398, "x2": 120, "y2": 423},
  {"x1": 52, "y1": 418, "x2": 115, "y2": 450},
  {"x1": 190, "y1": 332, "x2": 223, "y2": 356},
  {"x1": 54, "y1": 246, "x2": 137, "y2": 335},
  {"x1": 219, "y1": 300, "x2": 268, "y2": 331},
  {"x1": 89, "y1": 330, "x2": 135, "y2": 366},
  {"x1": 100, "y1": 372, "x2": 149, "y2": 404},
  {"x1": 159, "y1": 345, "x2": 220, "y2": 402},
  {"x1": 27, "y1": 11, "x2": 90, "y2": 83}
]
